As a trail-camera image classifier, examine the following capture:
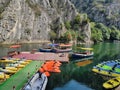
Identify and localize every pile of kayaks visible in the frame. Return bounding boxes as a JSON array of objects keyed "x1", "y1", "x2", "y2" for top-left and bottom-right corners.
[
  {"x1": 39, "y1": 60, "x2": 62, "y2": 77},
  {"x1": 92, "y1": 60, "x2": 120, "y2": 77},
  {"x1": 0, "y1": 58, "x2": 32, "y2": 80},
  {"x1": 92, "y1": 60, "x2": 120, "y2": 89}
]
